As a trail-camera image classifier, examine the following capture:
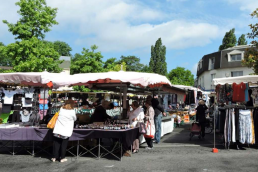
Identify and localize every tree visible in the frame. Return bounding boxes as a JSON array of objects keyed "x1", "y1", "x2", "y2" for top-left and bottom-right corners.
[
  {"x1": 242, "y1": 8, "x2": 258, "y2": 74},
  {"x1": 140, "y1": 65, "x2": 150, "y2": 73},
  {"x1": 238, "y1": 34, "x2": 248, "y2": 45},
  {"x1": 3, "y1": 37, "x2": 62, "y2": 72},
  {"x1": 53, "y1": 41, "x2": 72, "y2": 56},
  {"x1": 103, "y1": 57, "x2": 119, "y2": 71},
  {"x1": 70, "y1": 45, "x2": 104, "y2": 74},
  {"x1": 2, "y1": 0, "x2": 61, "y2": 72},
  {"x1": 167, "y1": 67, "x2": 194, "y2": 86},
  {"x1": 118, "y1": 56, "x2": 144, "y2": 71},
  {"x1": 149, "y1": 38, "x2": 167, "y2": 75},
  {"x1": 219, "y1": 28, "x2": 237, "y2": 51},
  {"x1": 3, "y1": 0, "x2": 58, "y2": 40},
  {"x1": 0, "y1": 42, "x2": 13, "y2": 67}
]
